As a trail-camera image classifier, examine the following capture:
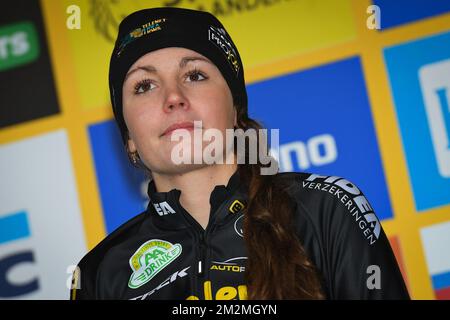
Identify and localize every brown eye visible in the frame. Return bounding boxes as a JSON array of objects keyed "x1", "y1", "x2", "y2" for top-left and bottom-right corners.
[
  {"x1": 185, "y1": 69, "x2": 207, "y2": 82},
  {"x1": 134, "y1": 79, "x2": 155, "y2": 94}
]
